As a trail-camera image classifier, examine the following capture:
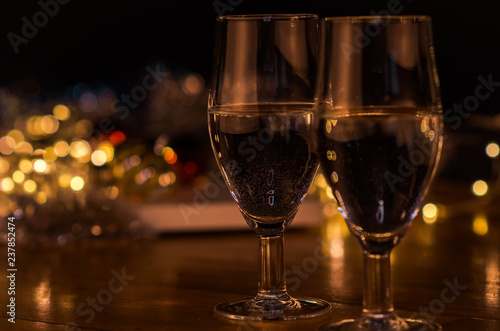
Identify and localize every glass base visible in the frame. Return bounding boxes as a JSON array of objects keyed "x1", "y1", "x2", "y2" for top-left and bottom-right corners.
[
  {"x1": 214, "y1": 296, "x2": 331, "y2": 321},
  {"x1": 318, "y1": 318, "x2": 442, "y2": 330}
]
